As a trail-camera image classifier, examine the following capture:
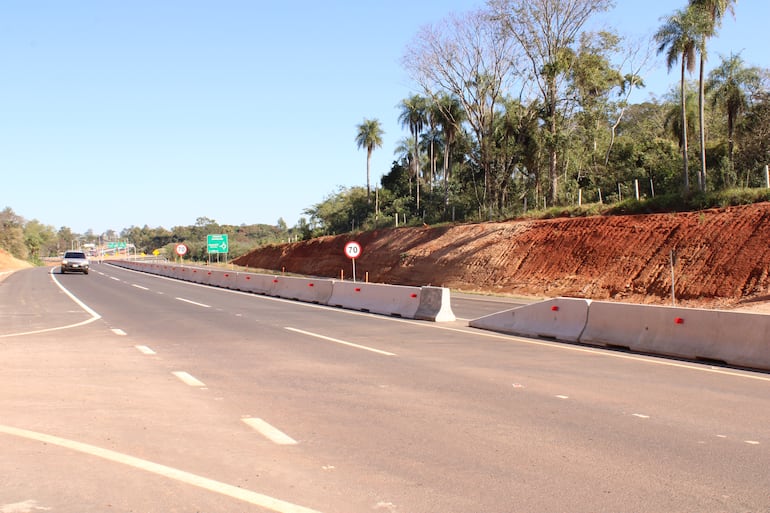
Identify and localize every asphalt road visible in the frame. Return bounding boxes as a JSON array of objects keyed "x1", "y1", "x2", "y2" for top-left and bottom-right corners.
[{"x1": 0, "y1": 264, "x2": 768, "y2": 513}]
